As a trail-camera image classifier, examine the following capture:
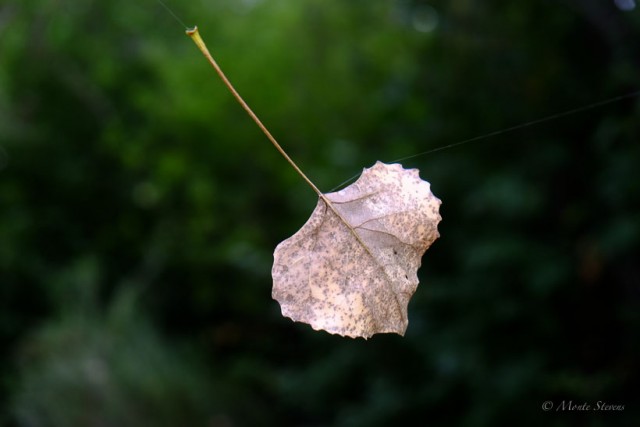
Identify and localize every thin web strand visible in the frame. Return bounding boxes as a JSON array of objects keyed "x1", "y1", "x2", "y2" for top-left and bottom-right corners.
[
  {"x1": 330, "y1": 89, "x2": 640, "y2": 192},
  {"x1": 156, "y1": 0, "x2": 188, "y2": 29},
  {"x1": 392, "y1": 89, "x2": 640, "y2": 163}
]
